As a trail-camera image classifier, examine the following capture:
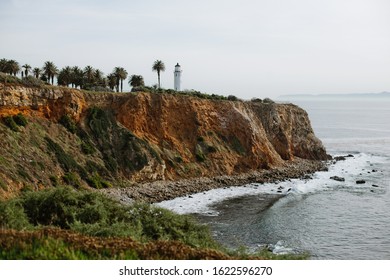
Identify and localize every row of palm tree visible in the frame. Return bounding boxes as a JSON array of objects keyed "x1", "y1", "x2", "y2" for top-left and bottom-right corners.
[{"x1": 1, "y1": 58, "x2": 167, "y2": 92}]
